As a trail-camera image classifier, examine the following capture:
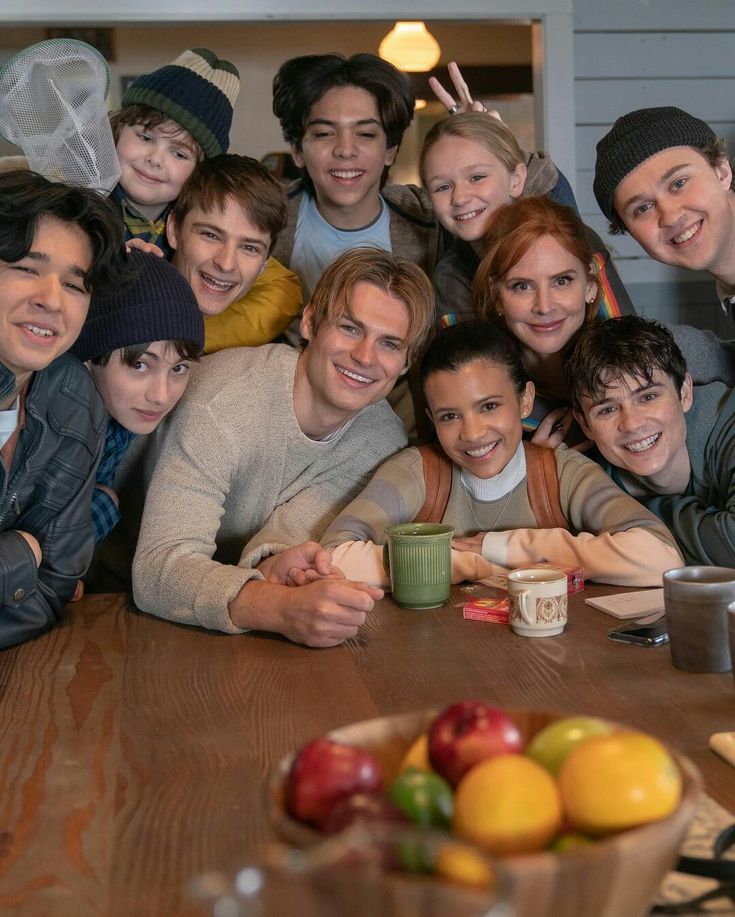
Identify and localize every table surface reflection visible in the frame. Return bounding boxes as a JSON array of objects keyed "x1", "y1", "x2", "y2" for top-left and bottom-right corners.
[{"x1": 0, "y1": 585, "x2": 733, "y2": 915}]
